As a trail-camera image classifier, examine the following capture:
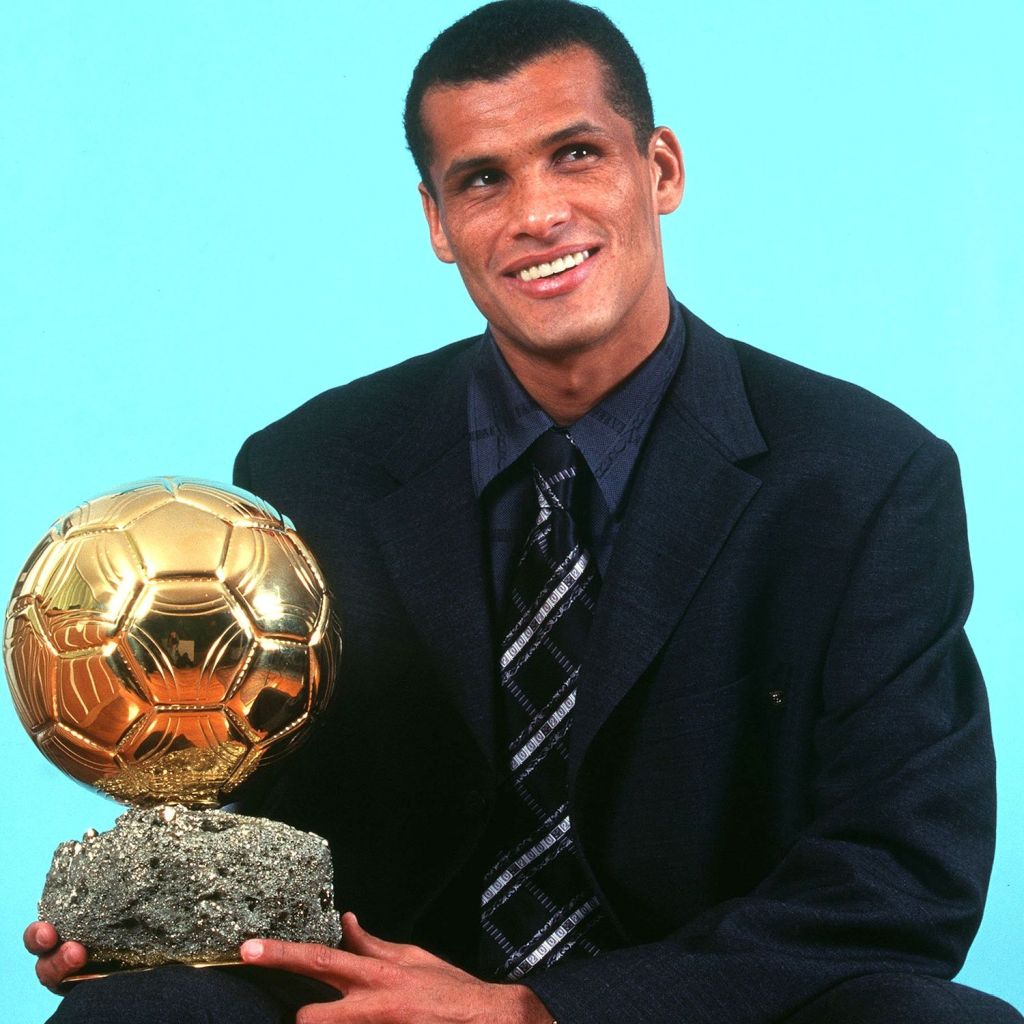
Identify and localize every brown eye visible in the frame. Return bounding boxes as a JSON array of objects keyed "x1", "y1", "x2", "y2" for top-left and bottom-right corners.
[
  {"x1": 559, "y1": 144, "x2": 598, "y2": 163},
  {"x1": 466, "y1": 169, "x2": 502, "y2": 188}
]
